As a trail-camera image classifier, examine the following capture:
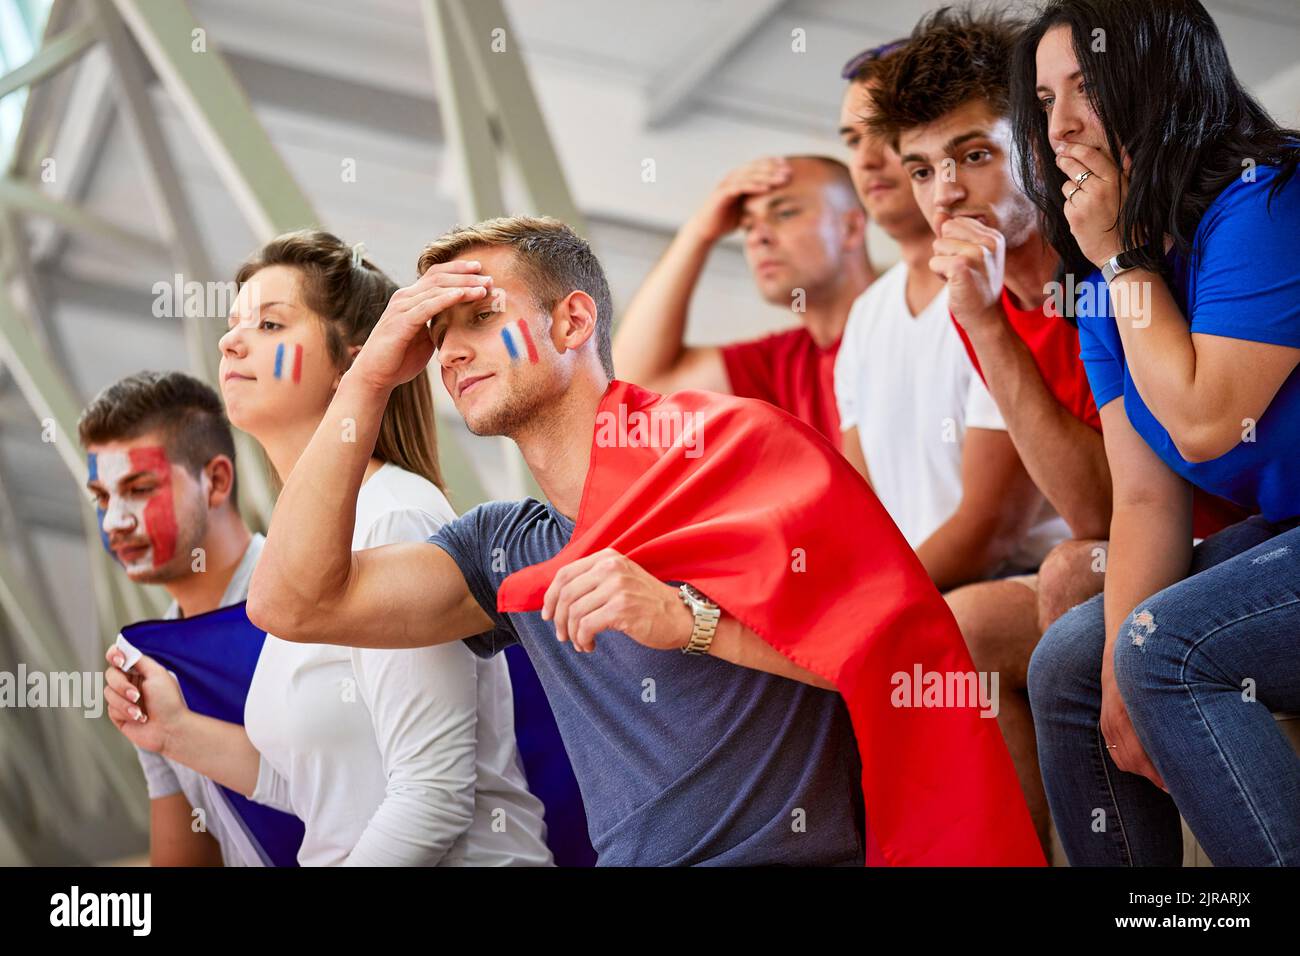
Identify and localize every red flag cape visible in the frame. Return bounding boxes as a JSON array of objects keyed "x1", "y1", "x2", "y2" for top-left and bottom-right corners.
[{"x1": 498, "y1": 380, "x2": 1045, "y2": 866}]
